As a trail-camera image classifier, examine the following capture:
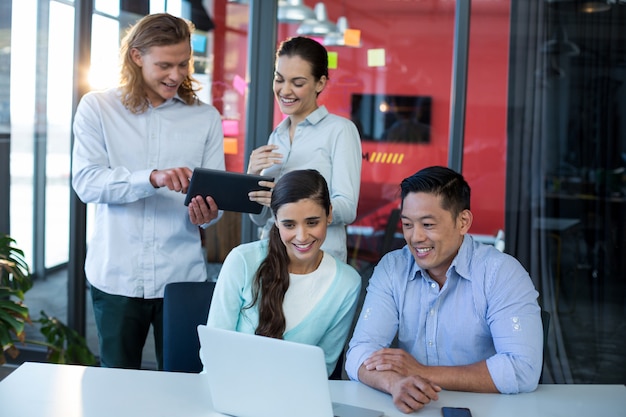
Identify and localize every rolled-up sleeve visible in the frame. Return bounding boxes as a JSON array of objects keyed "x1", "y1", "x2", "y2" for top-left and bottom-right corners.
[{"x1": 484, "y1": 256, "x2": 543, "y2": 393}]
